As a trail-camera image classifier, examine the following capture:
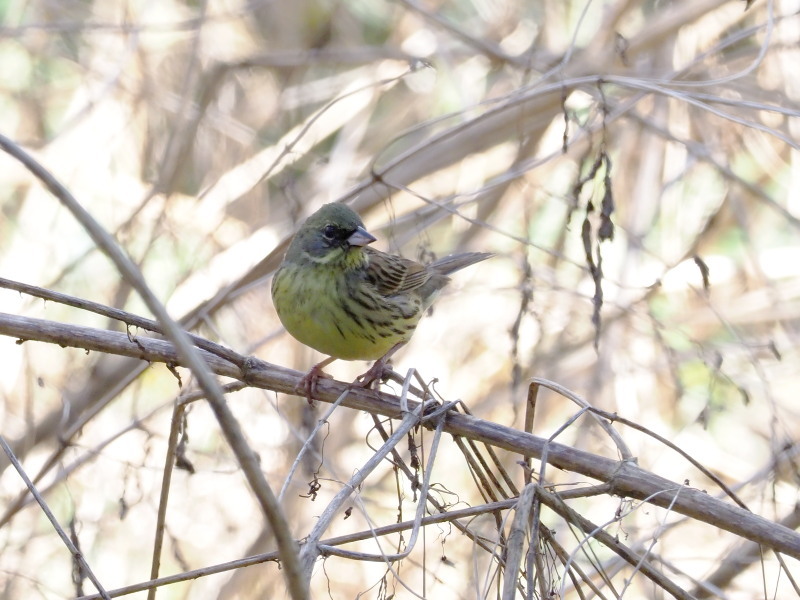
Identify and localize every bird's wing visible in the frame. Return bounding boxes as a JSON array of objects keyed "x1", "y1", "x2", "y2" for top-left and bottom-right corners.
[{"x1": 364, "y1": 248, "x2": 432, "y2": 297}]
